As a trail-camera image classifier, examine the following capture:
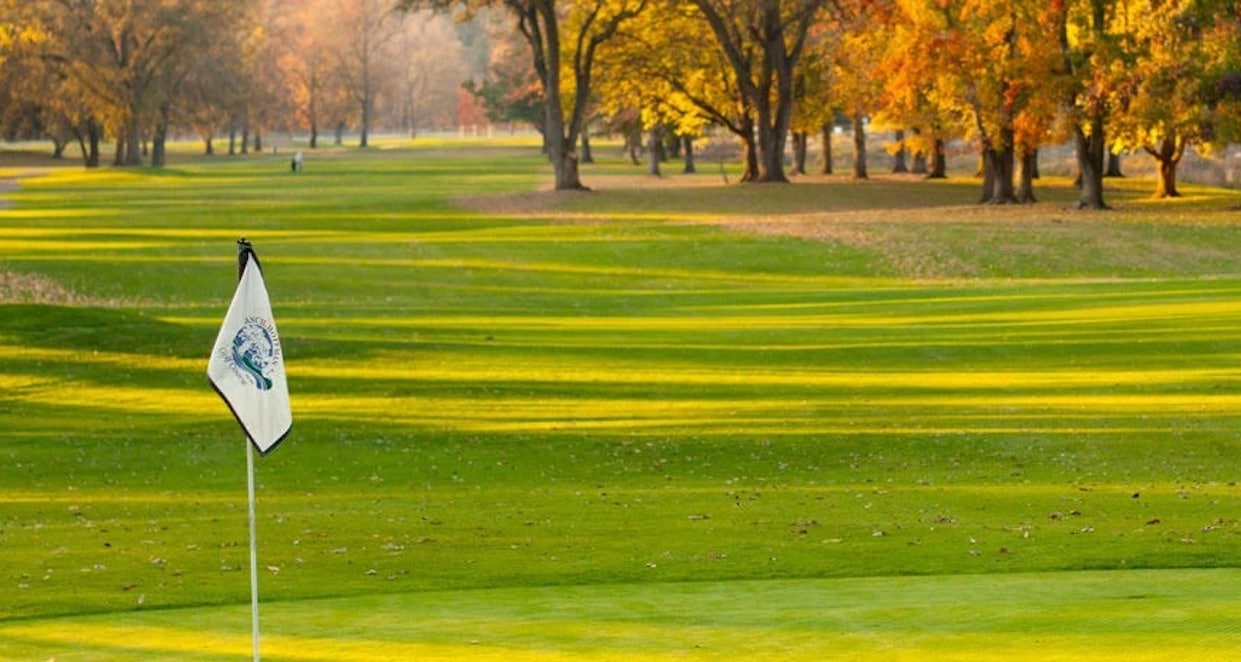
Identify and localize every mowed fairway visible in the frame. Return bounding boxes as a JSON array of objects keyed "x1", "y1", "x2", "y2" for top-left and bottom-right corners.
[{"x1": 3, "y1": 141, "x2": 1241, "y2": 659}]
